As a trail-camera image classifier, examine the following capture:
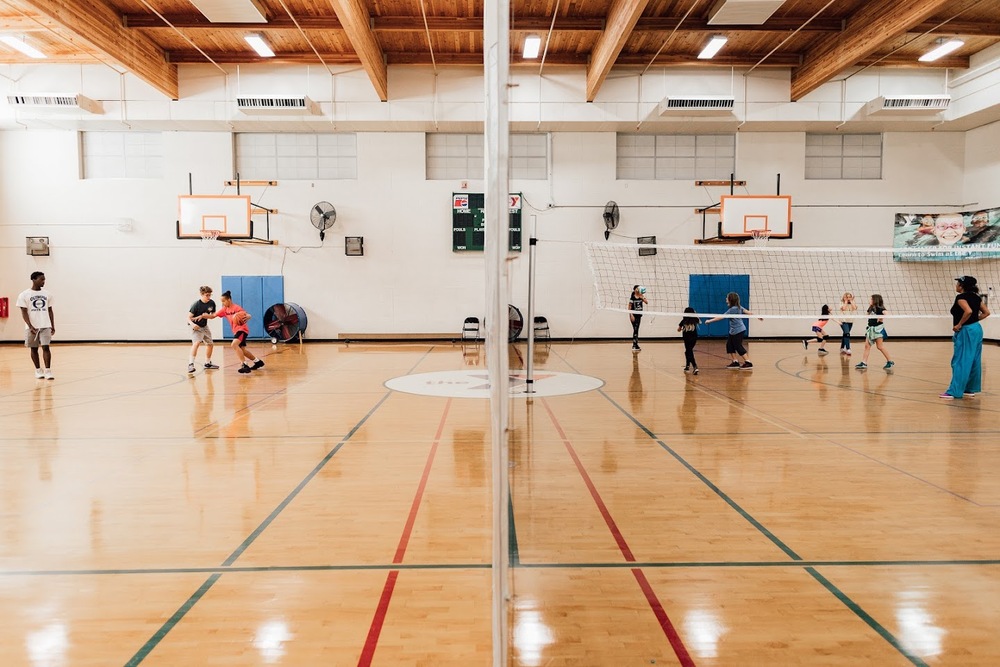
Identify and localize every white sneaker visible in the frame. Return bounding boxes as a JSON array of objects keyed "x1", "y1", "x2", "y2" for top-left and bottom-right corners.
[
  {"x1": 845, "y1": 350, "x2": 852, "y2": 356},
  {"x1": 43, "y1": 369, "x2": 54, "y2": 380},
  {"x1": 34, "y1": 369, "x2": 44, "y2": 379}
]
